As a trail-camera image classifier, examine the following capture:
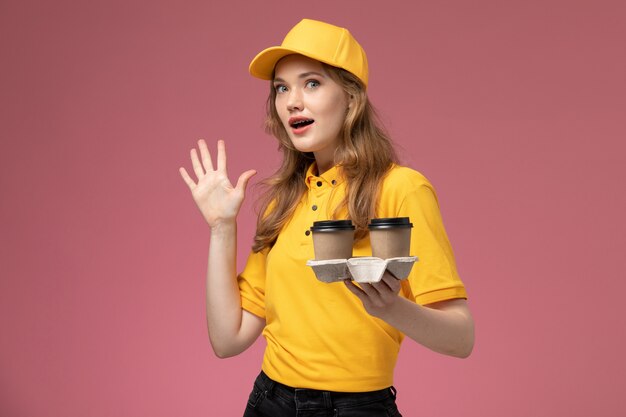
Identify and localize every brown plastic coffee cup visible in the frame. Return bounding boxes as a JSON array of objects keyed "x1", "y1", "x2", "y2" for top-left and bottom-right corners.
[
  {"x1": 368, "y1": 217, "x2": 413, "y2": 259},
  {"x1": 310, "y1": 220, "x2": 355, "y2": 260}
]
